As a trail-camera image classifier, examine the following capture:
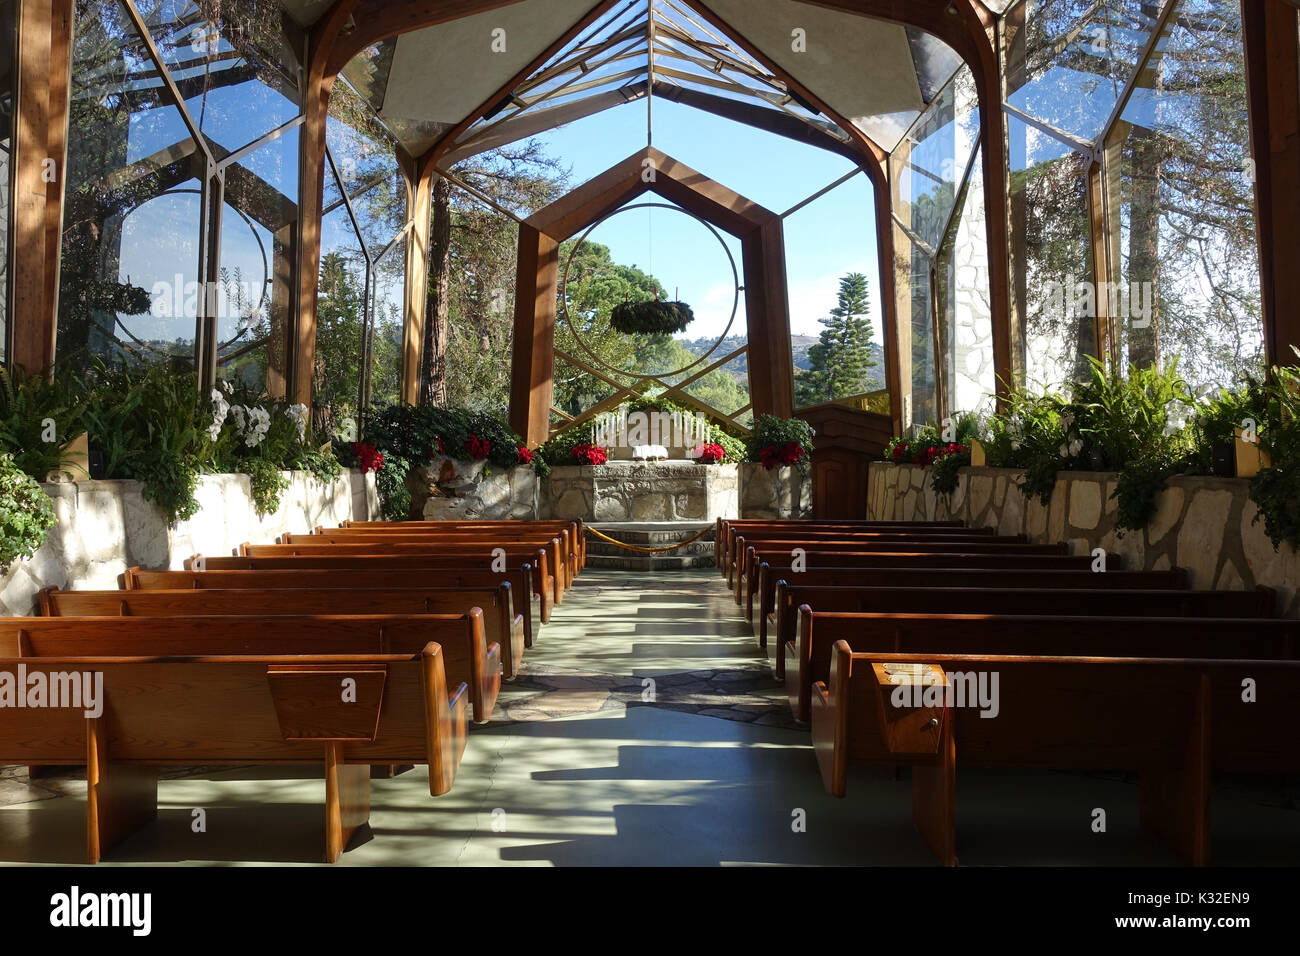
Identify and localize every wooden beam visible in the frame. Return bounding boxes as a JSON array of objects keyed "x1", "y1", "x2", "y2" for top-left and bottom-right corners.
[
  {"x1": 509, "y1": 225, "x2": 559, "y2": 446},
  {"x1": 292, "y1": 0, "x2": 361, "y2": 406},
  {"x1": 10, "y1": 0, "x2": 73, "y2": 375},
  {"x1": 742, "y1": 218, "x2": 794, "y2": 418},
  {"x1": 1243, "y1": 0, "x2": 1300, "y2": 368},
  {"x1": 400, "y1": 154, "x2": 434, "y2": 404}
]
